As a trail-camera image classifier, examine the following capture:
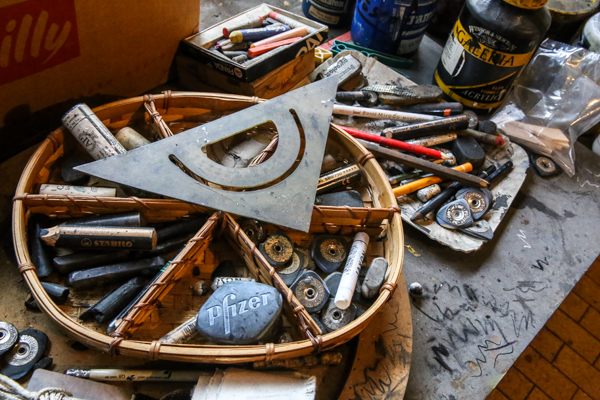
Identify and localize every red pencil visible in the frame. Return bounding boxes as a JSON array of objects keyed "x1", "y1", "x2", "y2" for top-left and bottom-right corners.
[{"x1": 338, "y1": 126, "x2": 446, "y2": 159}]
